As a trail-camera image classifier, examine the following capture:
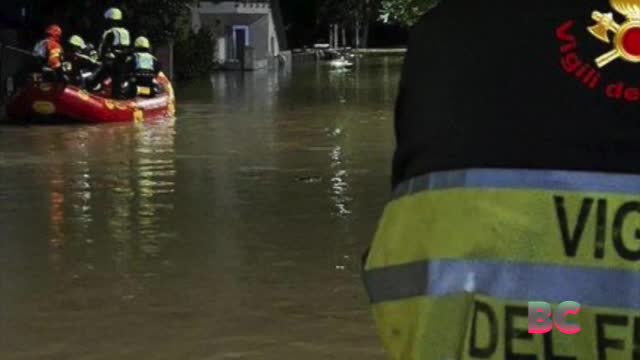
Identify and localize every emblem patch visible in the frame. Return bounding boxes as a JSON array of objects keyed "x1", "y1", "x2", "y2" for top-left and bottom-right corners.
[
  {"x1": 588, "y1": 0, "x2": 640, "y2": 67},
  {"x1": 555, "y1": 1, "x2": 640, "y2": 104}
]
